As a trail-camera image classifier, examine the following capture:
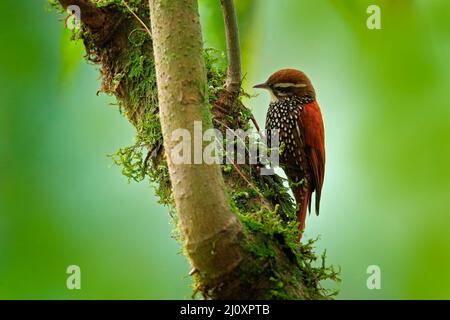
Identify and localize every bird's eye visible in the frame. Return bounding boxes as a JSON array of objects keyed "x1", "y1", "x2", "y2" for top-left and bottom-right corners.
[{"x1": 276, "y1": 87, "x2": 289, "y2": 94}]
